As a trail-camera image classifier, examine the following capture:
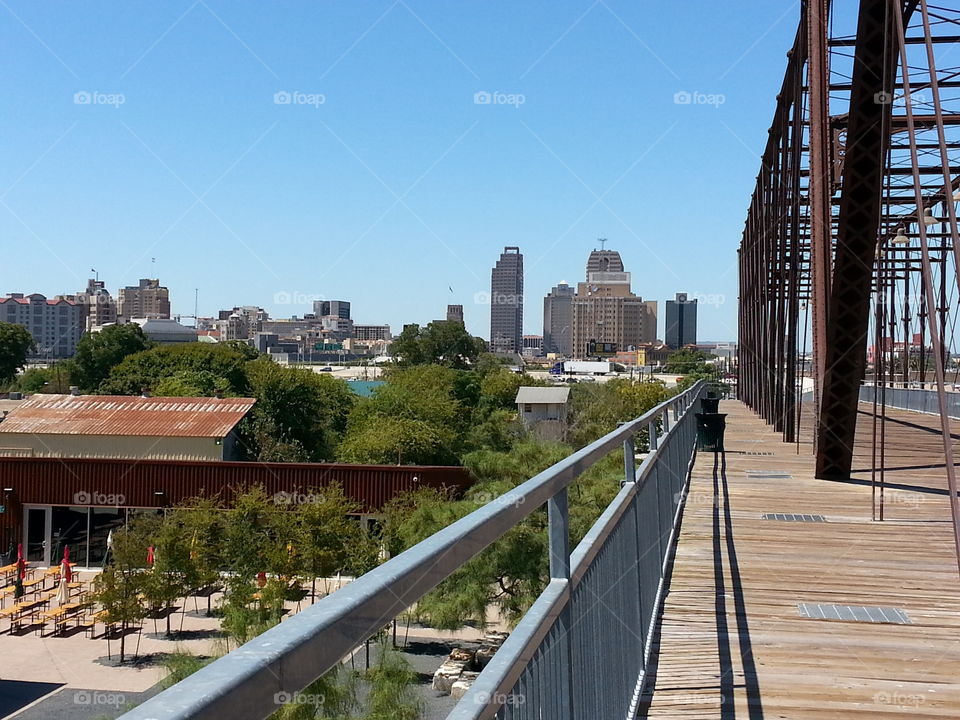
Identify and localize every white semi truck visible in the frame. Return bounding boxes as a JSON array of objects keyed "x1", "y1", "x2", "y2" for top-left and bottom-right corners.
[{"x1": 549, "y1": 360, "x2": 625, "y2": 375}]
